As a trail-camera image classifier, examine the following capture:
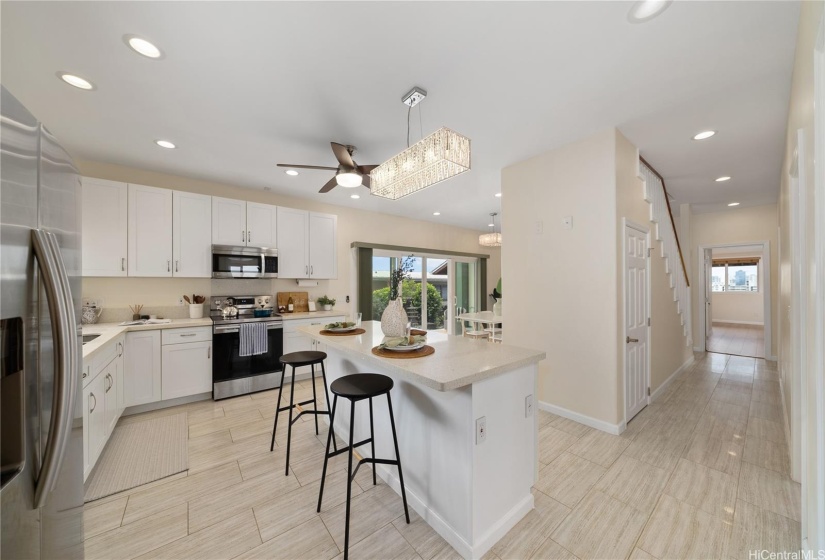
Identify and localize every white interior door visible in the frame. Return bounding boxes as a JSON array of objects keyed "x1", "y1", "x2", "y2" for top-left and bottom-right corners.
[
  {"x1": 625, "y1": 224, "x2": 649, "y2": 421},
  {"x1": 704, "y1": 248, "x2": 713, "y2": 340}
]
